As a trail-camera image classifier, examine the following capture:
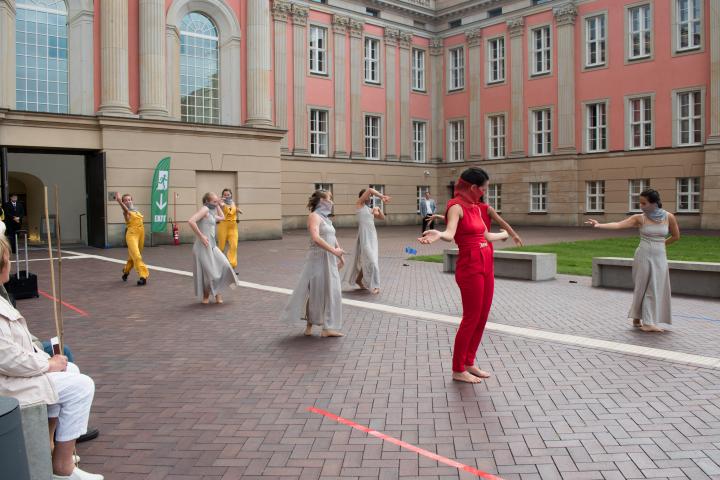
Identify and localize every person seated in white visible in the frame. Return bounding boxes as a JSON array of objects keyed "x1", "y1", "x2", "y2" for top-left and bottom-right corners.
[{"x1": 0, "y1": 233, "x2": 102, "y2": 480}]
